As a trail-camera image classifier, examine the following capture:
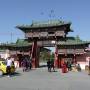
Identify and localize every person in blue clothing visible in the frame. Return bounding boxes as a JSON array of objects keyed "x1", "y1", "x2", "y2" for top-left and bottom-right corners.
[
  {"x1": 47, "y1": 59, "x2": 51, "y2": 72},
  {"x1": 51, "y1": 60, "x2": 55, "y2": 72},
  {"x1": 21, "y1": 57, "x2": 27, "y2": 72}
]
